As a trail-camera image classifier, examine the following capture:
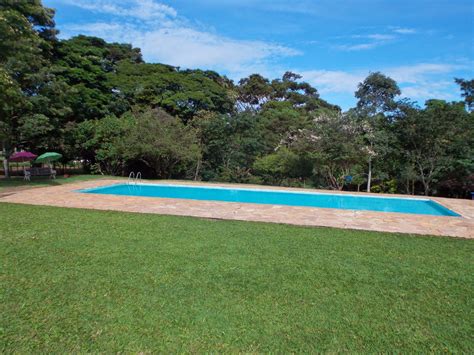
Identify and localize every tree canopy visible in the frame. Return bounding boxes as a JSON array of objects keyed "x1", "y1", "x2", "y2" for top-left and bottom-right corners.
[{"x1": 1, "y1": 1, "x2": 473, "y2": 198}]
